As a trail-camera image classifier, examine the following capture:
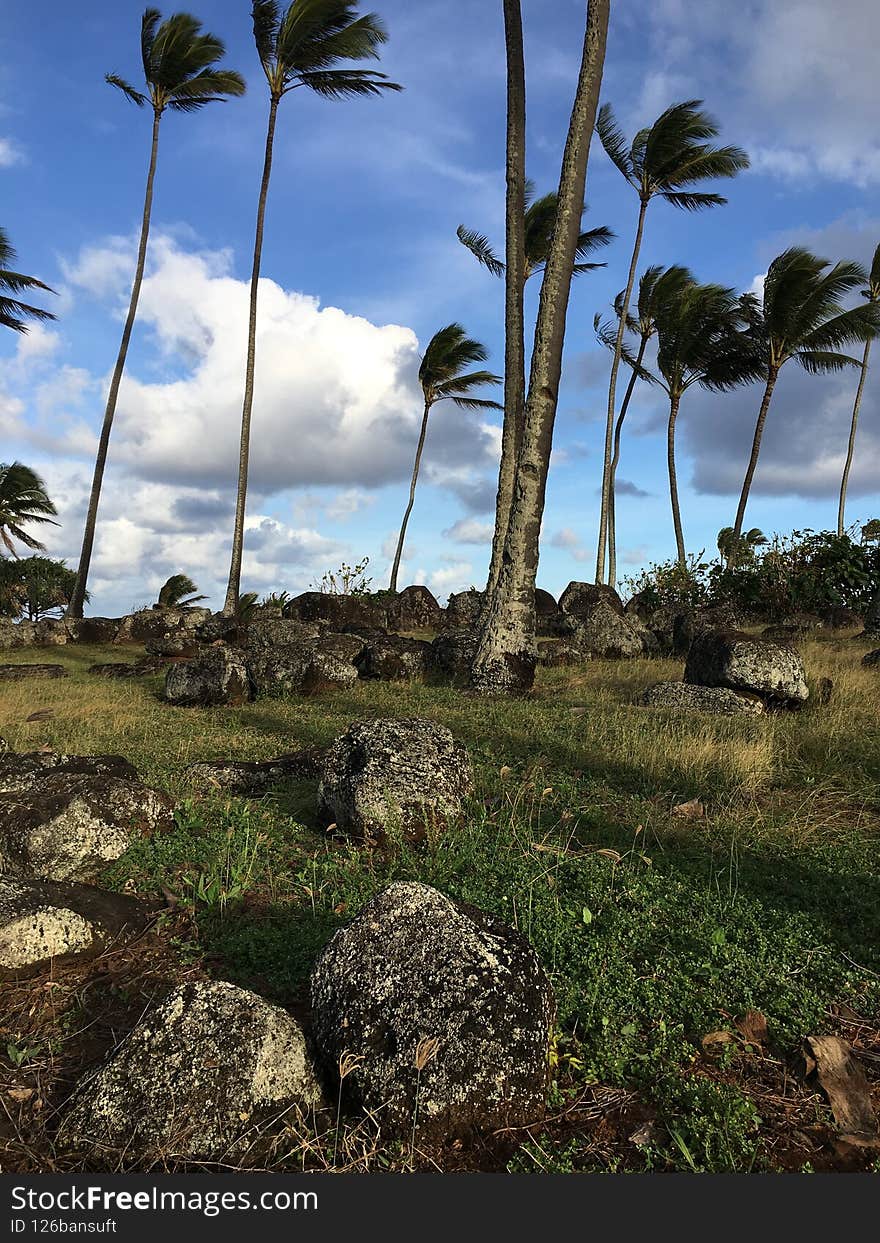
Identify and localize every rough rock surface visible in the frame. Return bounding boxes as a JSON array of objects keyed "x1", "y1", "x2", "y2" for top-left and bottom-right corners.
[
  {"x1": 0, "y1": 664, "x2": 67, "y2": 681},
  {"x1": 428, "y1": 629, "x2": 479, "y2": 684},
  {"x1": 60, "y1": 981, "x2": 323, "y2": 1160},
  {"x1": 242, "y1": 619, "x2": 321, "y2": 696},
  {"x1": 165, "y1": 646, "x2": 252, "y2": 707},
  {"x1": 286, "y1": 591, "x2": 387, "y2": 633},
  {"x1": 537, "y1": 639, "x2": 589, "y2": 668},
  {"x1": 32, "y1": 620, "x2": 69, "y2": 646},
  {"x1": 862, "y1": 649, "x2": 880, "y2": 668},
  {"x1": 562, "y1": 600, "x2": 647, "y2": 658},
  {"x1": 88, "y1": 659, "x2": 164, "y2": 679},
  {"x1": 67, "y1": 617, "x2": 122, "y2": 645},
  {"x1": 310, "y1": 882, "x2": 554, "y2": 1139},
  {"x1": 386, "y1": 585, "x2": 443, "y2": 632},
  {"x1": 0, "y1": 877, "x2": 150, "y2": 976},
  {"x1": 685, "y1": 628, "x2": 809, "y2": 706},
  {"x1": 195, "y1": 613, "x2": 242, "y2": 646},
  {"x1": 145, "y1": 632, "x2": 200, "y2": 658},
  {"x1": 355, "y1": 635, "x2": 432, "y2": 682},
  {"x1": 0, "y1": 752, "x2": 140, "y2": 795},
  {"x1": 638, "y1": 681, "x2": 765, "y2": 716},
  {"x1": 184, "y1": 748, "x2": 327, "y2": 797},
  {"x1": 300, "y1": 633, "x2": 363, "y2": 696},
  {"x1": 0, "y1": 772, "x2": 174, "y2": 882},
  {"x1": 317, "y1": 718, "x2": 474, "y2": 843},
  {"x1": 559, "y1": 581, "x2": 625, "y2": 619},
  {"x1": 445, "y1": 589, "x2": 484, "y2": 629},
  {"x1": 0, "y1": 620, "x2": 35, "y2": 649}
]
